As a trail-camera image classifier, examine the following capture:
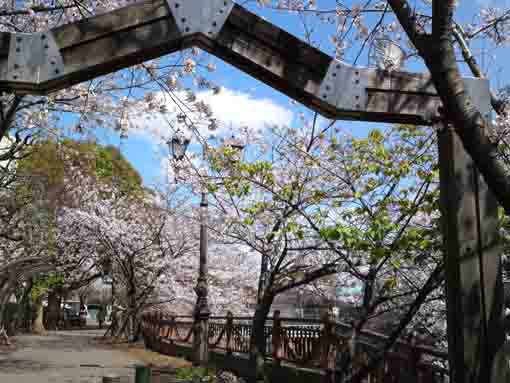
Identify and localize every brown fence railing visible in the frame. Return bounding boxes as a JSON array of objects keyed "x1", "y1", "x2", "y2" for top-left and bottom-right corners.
[{"x1": 142, "y1": 311, "x2": 449, "y2": 383}]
